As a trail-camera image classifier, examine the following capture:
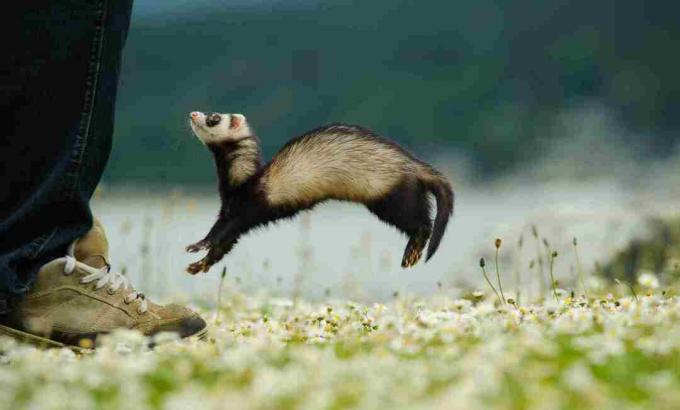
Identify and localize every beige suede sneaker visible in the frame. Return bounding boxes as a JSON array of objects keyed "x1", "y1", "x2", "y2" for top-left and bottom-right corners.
[{"x1": 0, "y1": 219, "x2": 206, "y2": 350}]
